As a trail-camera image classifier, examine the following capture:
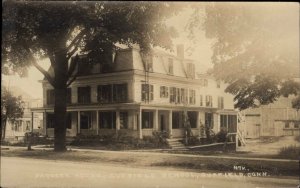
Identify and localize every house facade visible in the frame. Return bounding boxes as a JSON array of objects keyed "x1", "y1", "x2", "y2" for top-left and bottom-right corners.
[
  {"x1": 31, "y1": 45, "x2": 238, "y2": 139},
  {"x1": 241, "y1": 96, "x2": 300, "y2": 138}
]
